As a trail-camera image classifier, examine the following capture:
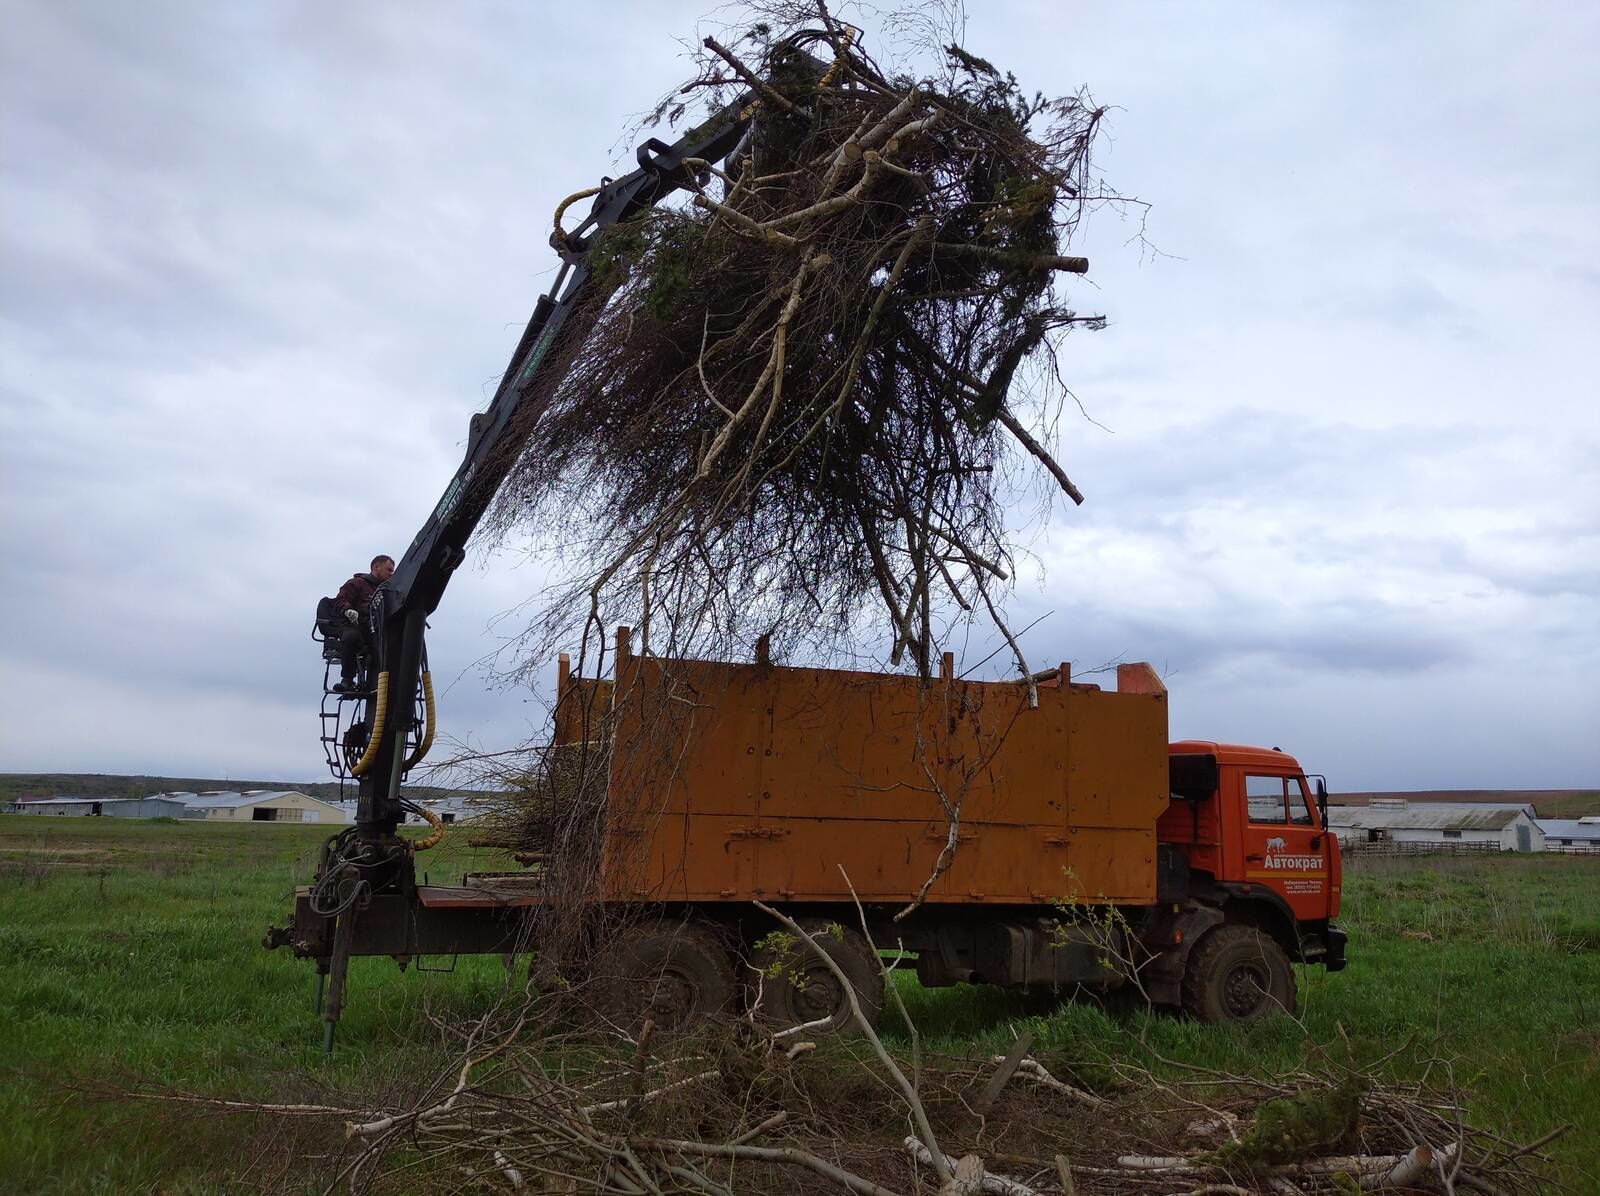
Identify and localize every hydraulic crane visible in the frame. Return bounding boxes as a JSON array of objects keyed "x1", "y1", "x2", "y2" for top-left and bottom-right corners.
[
  {"x1": 302, "y1": 83, "x2": 764, "y2": 1050},
  {"x1": 355, "y1": 108, "x2": 755, "y2": 829}
]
